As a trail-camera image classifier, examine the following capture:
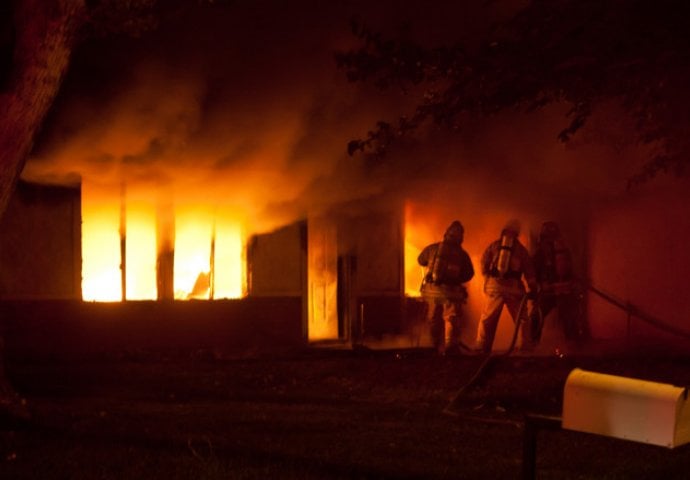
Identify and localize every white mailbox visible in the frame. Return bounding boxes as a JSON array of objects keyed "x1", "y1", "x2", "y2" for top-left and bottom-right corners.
[{"x1": 562, "y1": 368, "x2": 690, "y2": 448}]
